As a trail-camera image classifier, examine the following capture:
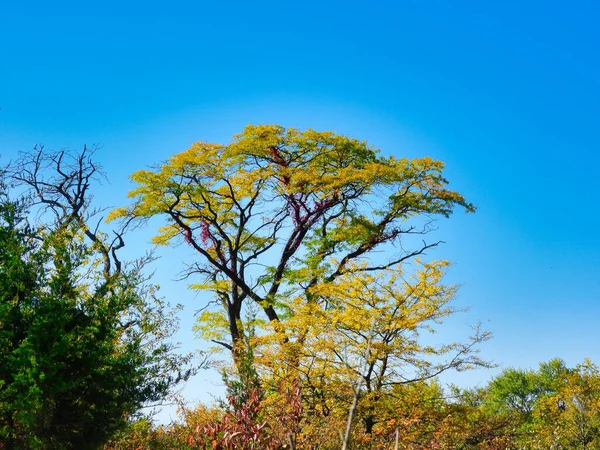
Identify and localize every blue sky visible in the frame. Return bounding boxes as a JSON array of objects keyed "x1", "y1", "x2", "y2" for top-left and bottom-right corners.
[{"x1": 2, "y1": 0, "x2": 600, "y2": 421}]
